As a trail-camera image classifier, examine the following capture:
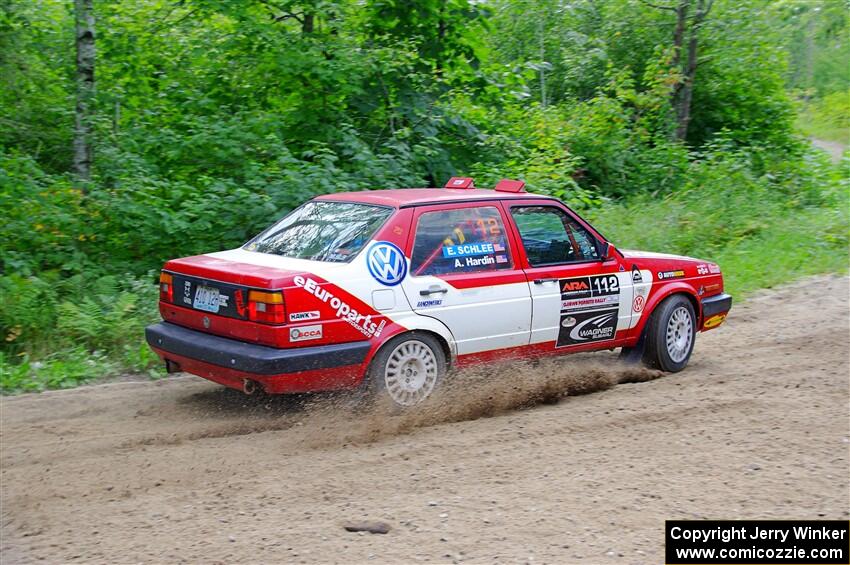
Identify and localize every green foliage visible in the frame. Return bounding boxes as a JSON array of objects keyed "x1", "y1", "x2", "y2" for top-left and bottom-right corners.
[
  {"x1": 796, "y1": 90, "x2": 850, "y2": 143},
  {"x1": 0, "y1": 272, "x2": 163, "y2": 393},
  {"x1": 590, "y1": 147, "x2": 849, "y2": 297}
]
